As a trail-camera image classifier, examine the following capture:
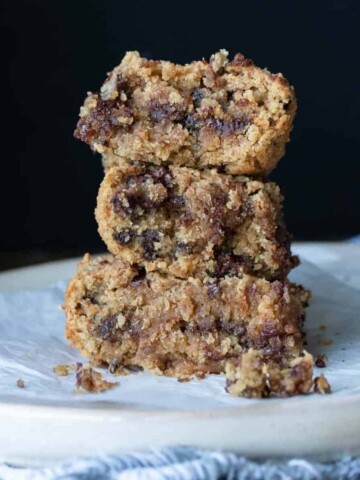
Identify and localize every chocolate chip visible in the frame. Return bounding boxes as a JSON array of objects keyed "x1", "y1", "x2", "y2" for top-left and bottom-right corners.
[
  {"x1": 260, "y1": 319, "x2": 280, "y2": 339},
  {"x1": 191, "y1": 89, "x2": 204, "y2": 108},
  {"x1": 168, "y1": 195, "x2": 185, "y2": 207},
  {"x1": 275, "y1": 223, "x2": 291, "y2": 248},
  {"x1": 213, "y1": 165, "x2": 226, "y2": 174},
  {"x1": 125, "y1": 186, "x2": 158, "y2": 212},
  {"x1": 131, "y1": 267, "x2": 147, "y2": 284},
  {"x1": 183, "y1": 113, "x2": 200, "y2": 131},
  {"x1": 83, "y1": 294, "x2": 98, "y2": 304},
  {"x1": 149, "y1": 101, "x2": 184, "y2": 123},
  {"x1": 116, "y1": 74, "x2": 129, "y2": 94},
  {"x1": 283, "y1": 101, "x2": 291, "y2": 111},
  {"x1": 112, "y1": 168, "x2": 171, "y2": 217},
  {"x1": 315, "y1": 355, "x2": 327, "y2": 368},
  {"x1": 213, "y1": 251, "x2": 254, "y2": 278},
  {"x1": 109, "y1": 358, "x2": 122, "y2": 374},
  {"x1": 175, "y1": 242, "x2": 193, "y2": 255},
  {"x1": 111, "y1": 192, "x2": 129, "y2": 215},
  {"x1": 206, "y1": 116, "x2": 250, "y2": 136},
  {"x1": 126, "y1": 365, "x2": 143, "y2": 372},
  {"x1": 147, "y1": 165, "x2": 173, "y2": 188},
  {"x1": 208, "y1": 189, "x2": 228, "y2": 243},
  {"x1": 74, "y1": 98, "x2": 133, "y2": 149},
  {"x1": 183, "y1": 111, "x2": 250, "y2": 136},
  {"x1": 139, "y1": 230, "x2": 160, "y2": 261},
  {"x1": 98, "y1": 316, "x2": 117, "y2": 341},
  {"x1": 178, "y1": 321, "x2": 187, "y2": 333},
  {"x1": 187, "y1": 316, "x2": 215, "y2": 333},
  {"x1": 213, "y1": 252, "x2": 239, "y2": 278},
  {"x1": 207, "y1": 283, "x2": 220, "y2": 298},
  {"x1": 225, "y1": 378, "x2": 236, "y2": 390},
  {"x1": 113, "y1": 229, "x2": 135, "y2": 245},
  {"x1": 216, "y1": 320, "x2": 246, "y2": 336}
]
